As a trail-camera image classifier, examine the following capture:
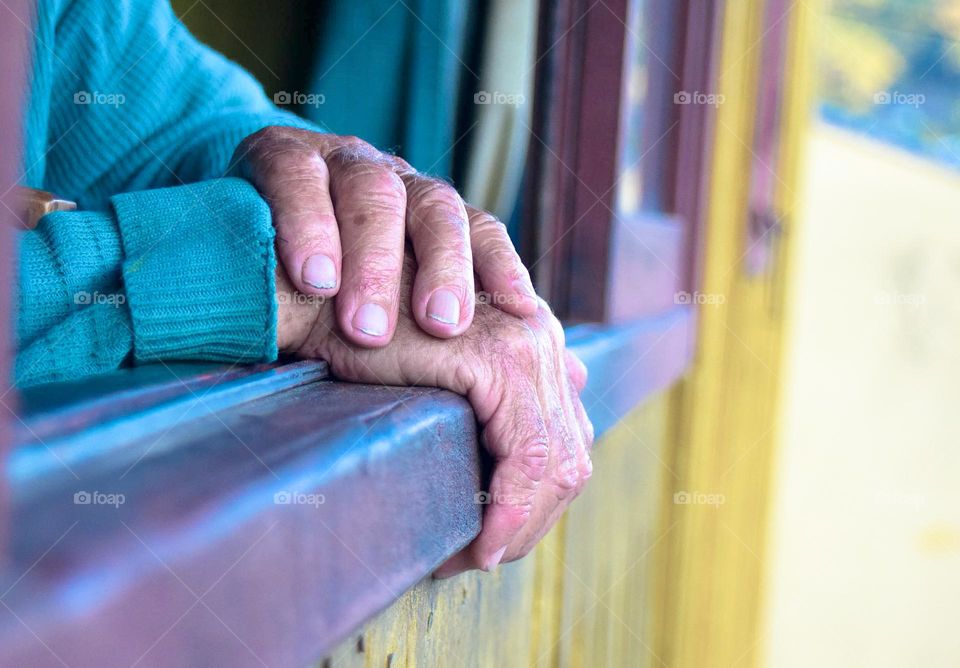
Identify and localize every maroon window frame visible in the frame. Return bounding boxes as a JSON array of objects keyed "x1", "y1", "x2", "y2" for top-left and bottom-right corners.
[{"x1": 522, "y1": 0, "x2": 724, "y2": 324}]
